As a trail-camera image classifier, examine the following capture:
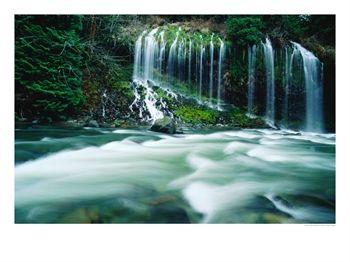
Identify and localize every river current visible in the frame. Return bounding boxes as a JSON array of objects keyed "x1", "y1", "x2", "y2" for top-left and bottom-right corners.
[{"x1": 15, "y1": 127, "x2": 335, "y2": 223}]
